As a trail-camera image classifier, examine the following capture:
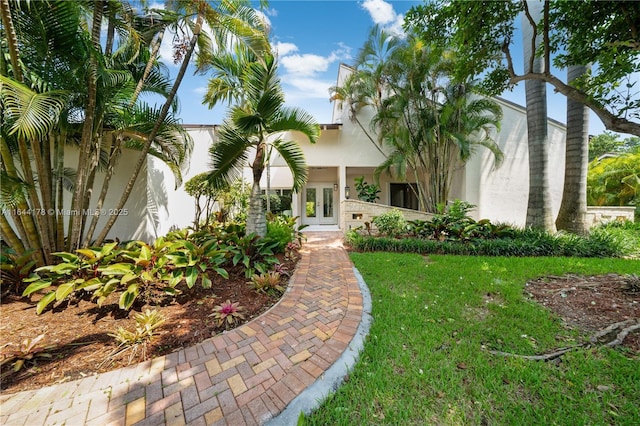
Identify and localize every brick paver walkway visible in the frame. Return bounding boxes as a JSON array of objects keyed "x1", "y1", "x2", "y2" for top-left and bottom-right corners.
[{"x1": 0, "y1": 232, "x2": 365, "y2": 426}]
